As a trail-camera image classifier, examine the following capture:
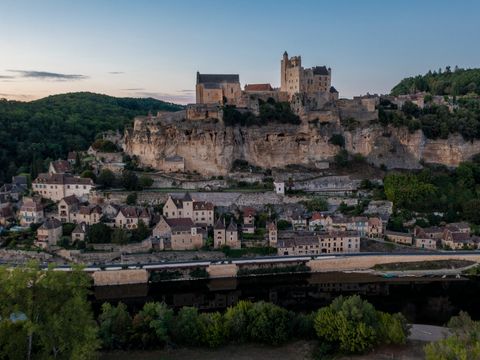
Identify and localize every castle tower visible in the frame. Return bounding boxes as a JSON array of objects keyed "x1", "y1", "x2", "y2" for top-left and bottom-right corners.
[{"x1": 281, "y1": 51, "x2": 288, "y2": 92}]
